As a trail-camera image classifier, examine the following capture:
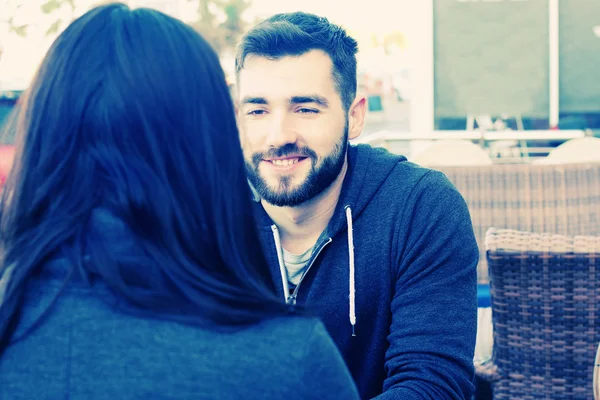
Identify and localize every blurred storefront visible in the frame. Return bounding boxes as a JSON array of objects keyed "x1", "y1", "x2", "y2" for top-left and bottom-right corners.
[{"x1": 433, "y1": 0, "x2": 600, "y2": 131}]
